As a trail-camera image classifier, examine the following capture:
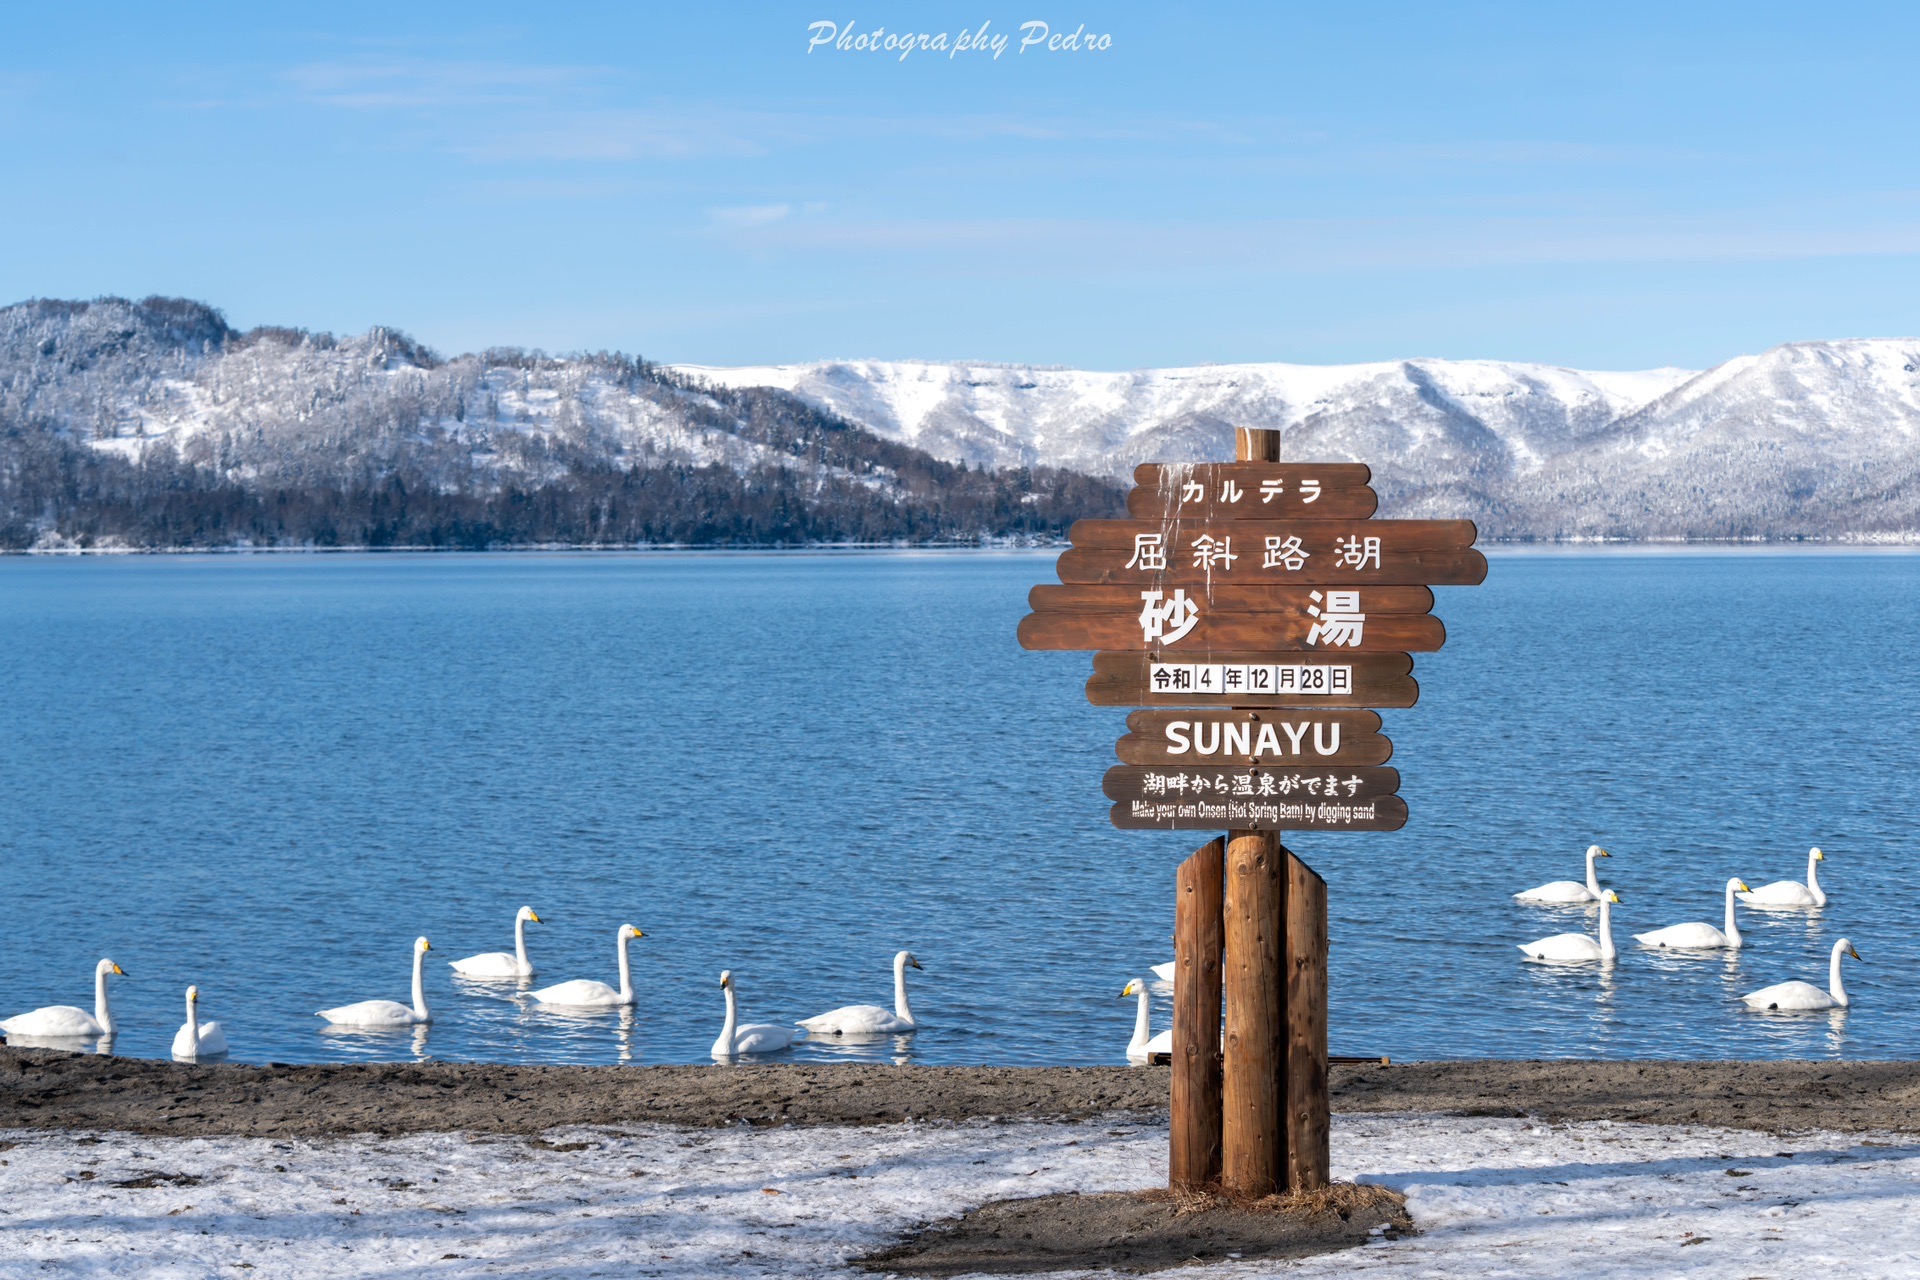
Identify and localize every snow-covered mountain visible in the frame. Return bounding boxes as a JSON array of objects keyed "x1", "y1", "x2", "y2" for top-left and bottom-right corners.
[
  {"x1": 6, "y1": 295, "x2": 1917, "y2": 544},
  {"x1": 0, "y1": 298, "x2": 1113, "y2": 549},
  {"x1": 675, "y1": 343, "x2": 1920, "y2": 538}
]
